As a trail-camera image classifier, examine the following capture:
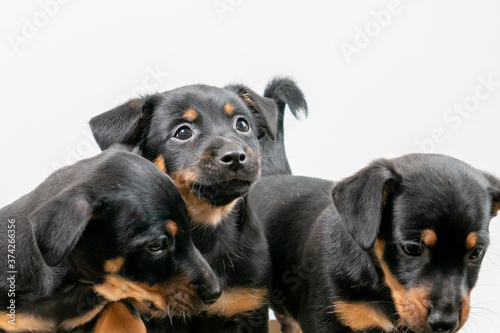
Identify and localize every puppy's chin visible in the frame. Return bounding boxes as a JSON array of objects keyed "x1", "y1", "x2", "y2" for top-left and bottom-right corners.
[{"x1": 192, "y1": 180, "x2": 252, "y2": 206}]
